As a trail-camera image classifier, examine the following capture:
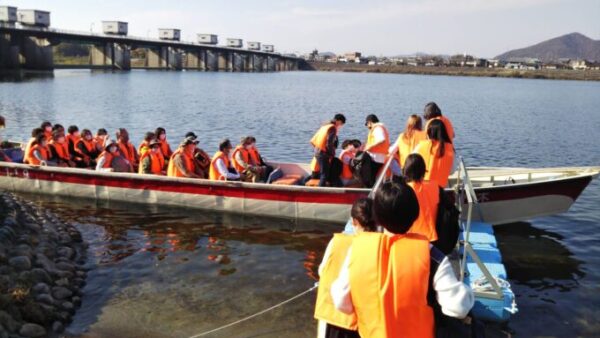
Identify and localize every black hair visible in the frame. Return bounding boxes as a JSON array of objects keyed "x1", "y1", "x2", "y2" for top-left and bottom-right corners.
[
  {"x1": 0, "y1": 115, "x2": 4, "y2": 128},
  {"x1": 219, "y1": 139, "x2": 232, "y2": 151},
  {"x1": 97, "y1": 128, "x2": 107, "y2": 136},
  {"x1": 52, "y1": 124, "x2": 64, "y2": 132},
  {"x1": 351, "y1": 198, "x2": 376, "y2": 232},
  {"x1": 41, "y1": 121, "x2": 52, "y2": 129},
  {"x1": 31, "y1": 128, "x2": 43, "y2": 137},
  {"x1": 81, "y1": 129, "x2": 92, "y2": 137},
  {"x1": 365, "y1": 114, "x2": 379, "y2": 124},
  {"x1": 241, "y1": 136, "x2": 252, "y2": 145},
  {"x1": 185, "y1": 132, "x2": 197, "y2": 139},
  {"x1": 249, "y1": 136, "x2": 257, "y2": 143},
  {"x1": 373, "y1": 181, "x2": 419, "y2": 234},
  {"x1": 332, "y1": 113, "x2": 346, "y2": 124},
  {"x1": 116, "y1": 128, "x2": 128, "y2": 139},
  {"x1": 352, "y1": 139, "x2": 362, "y2": 148},
  {"x1": 155, "y1": 127, "x2": 166, "y2": 137},
  {"x1": 423, "y1": 102, "x2": 442, "y2": 120},
  {"x1": 34, "y1": 133, "x2": 46, "y2": 145},
  {"x1": 426, "y1": 119, "x2": 452, "y2": 158},
  {"x1": 403, "y1": 154, "x2": 426, "y2": 182},
  {"x1": 341, "y1": 139, "x2": 353, "y2": 149},
  {"x1": 144, "y1": 131, "x2": 155, "y2": 142},
  {"x1": 67, "y1": 125, "x2": 79, "y2": 134}
]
